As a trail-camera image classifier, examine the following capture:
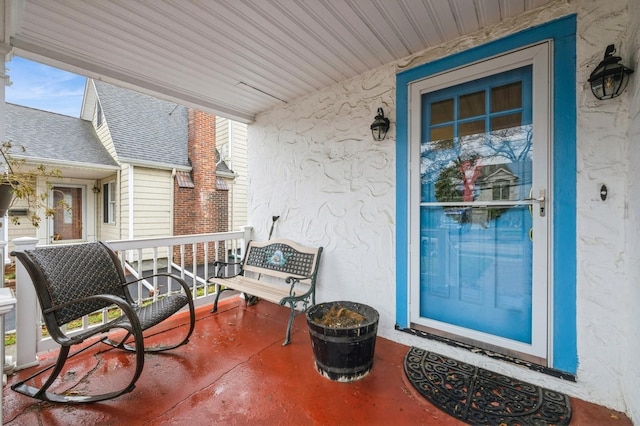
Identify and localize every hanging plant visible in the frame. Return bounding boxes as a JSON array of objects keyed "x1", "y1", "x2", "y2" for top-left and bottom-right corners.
[{"x1": 0, "y1": 141, "x2": 68, "y2": 227}]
